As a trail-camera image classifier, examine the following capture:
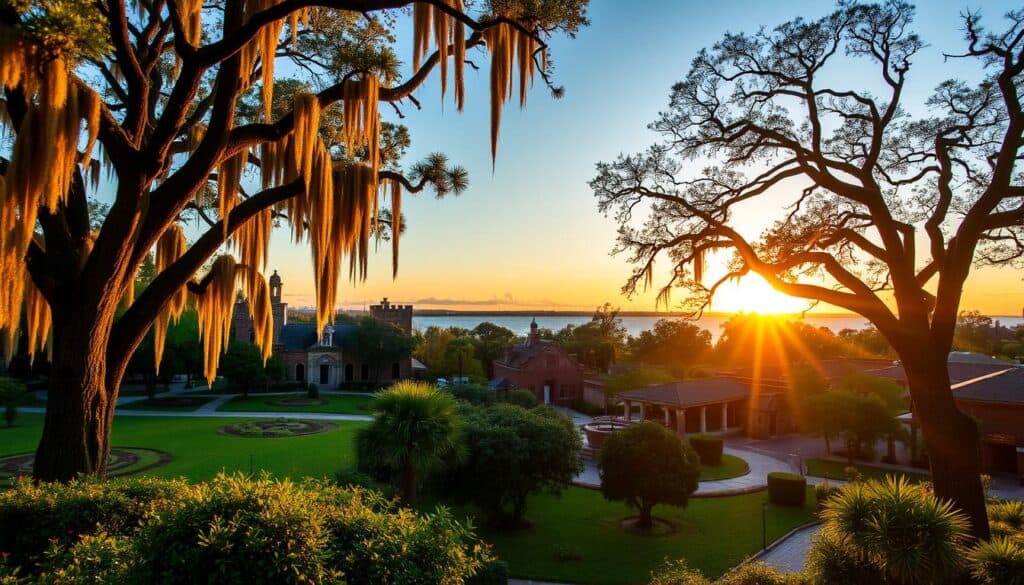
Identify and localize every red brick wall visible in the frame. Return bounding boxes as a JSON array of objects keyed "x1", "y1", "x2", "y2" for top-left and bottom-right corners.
[{"x1": 493, "y1": 346, "x2": 585, "y2": 407}]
